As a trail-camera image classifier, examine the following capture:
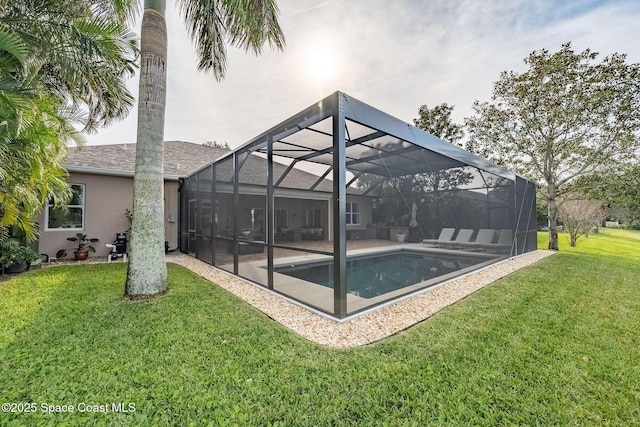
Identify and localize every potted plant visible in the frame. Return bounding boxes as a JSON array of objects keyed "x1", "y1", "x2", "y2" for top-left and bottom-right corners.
[
  {"x1": 0, "y1": 239, "x2": 39, "y2": 274},
  {"x1": 56, "y1": 233, "x2": 100, "y2": 261}
]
